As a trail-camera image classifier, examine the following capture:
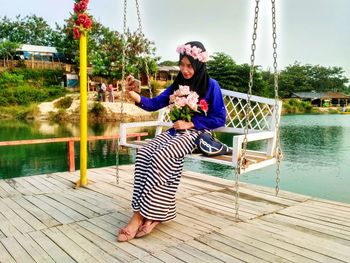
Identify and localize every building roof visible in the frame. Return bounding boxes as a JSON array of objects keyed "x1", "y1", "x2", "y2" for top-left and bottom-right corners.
[
  {"x1": 157, "y1": 65, "x2": 179, "y2": 72},
  {"x1": 17, "y1": 44, "x2": 58, "y2": 54},
  {"x1": 291, "y1": 91, "x2": 349, "y2": 100}
]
